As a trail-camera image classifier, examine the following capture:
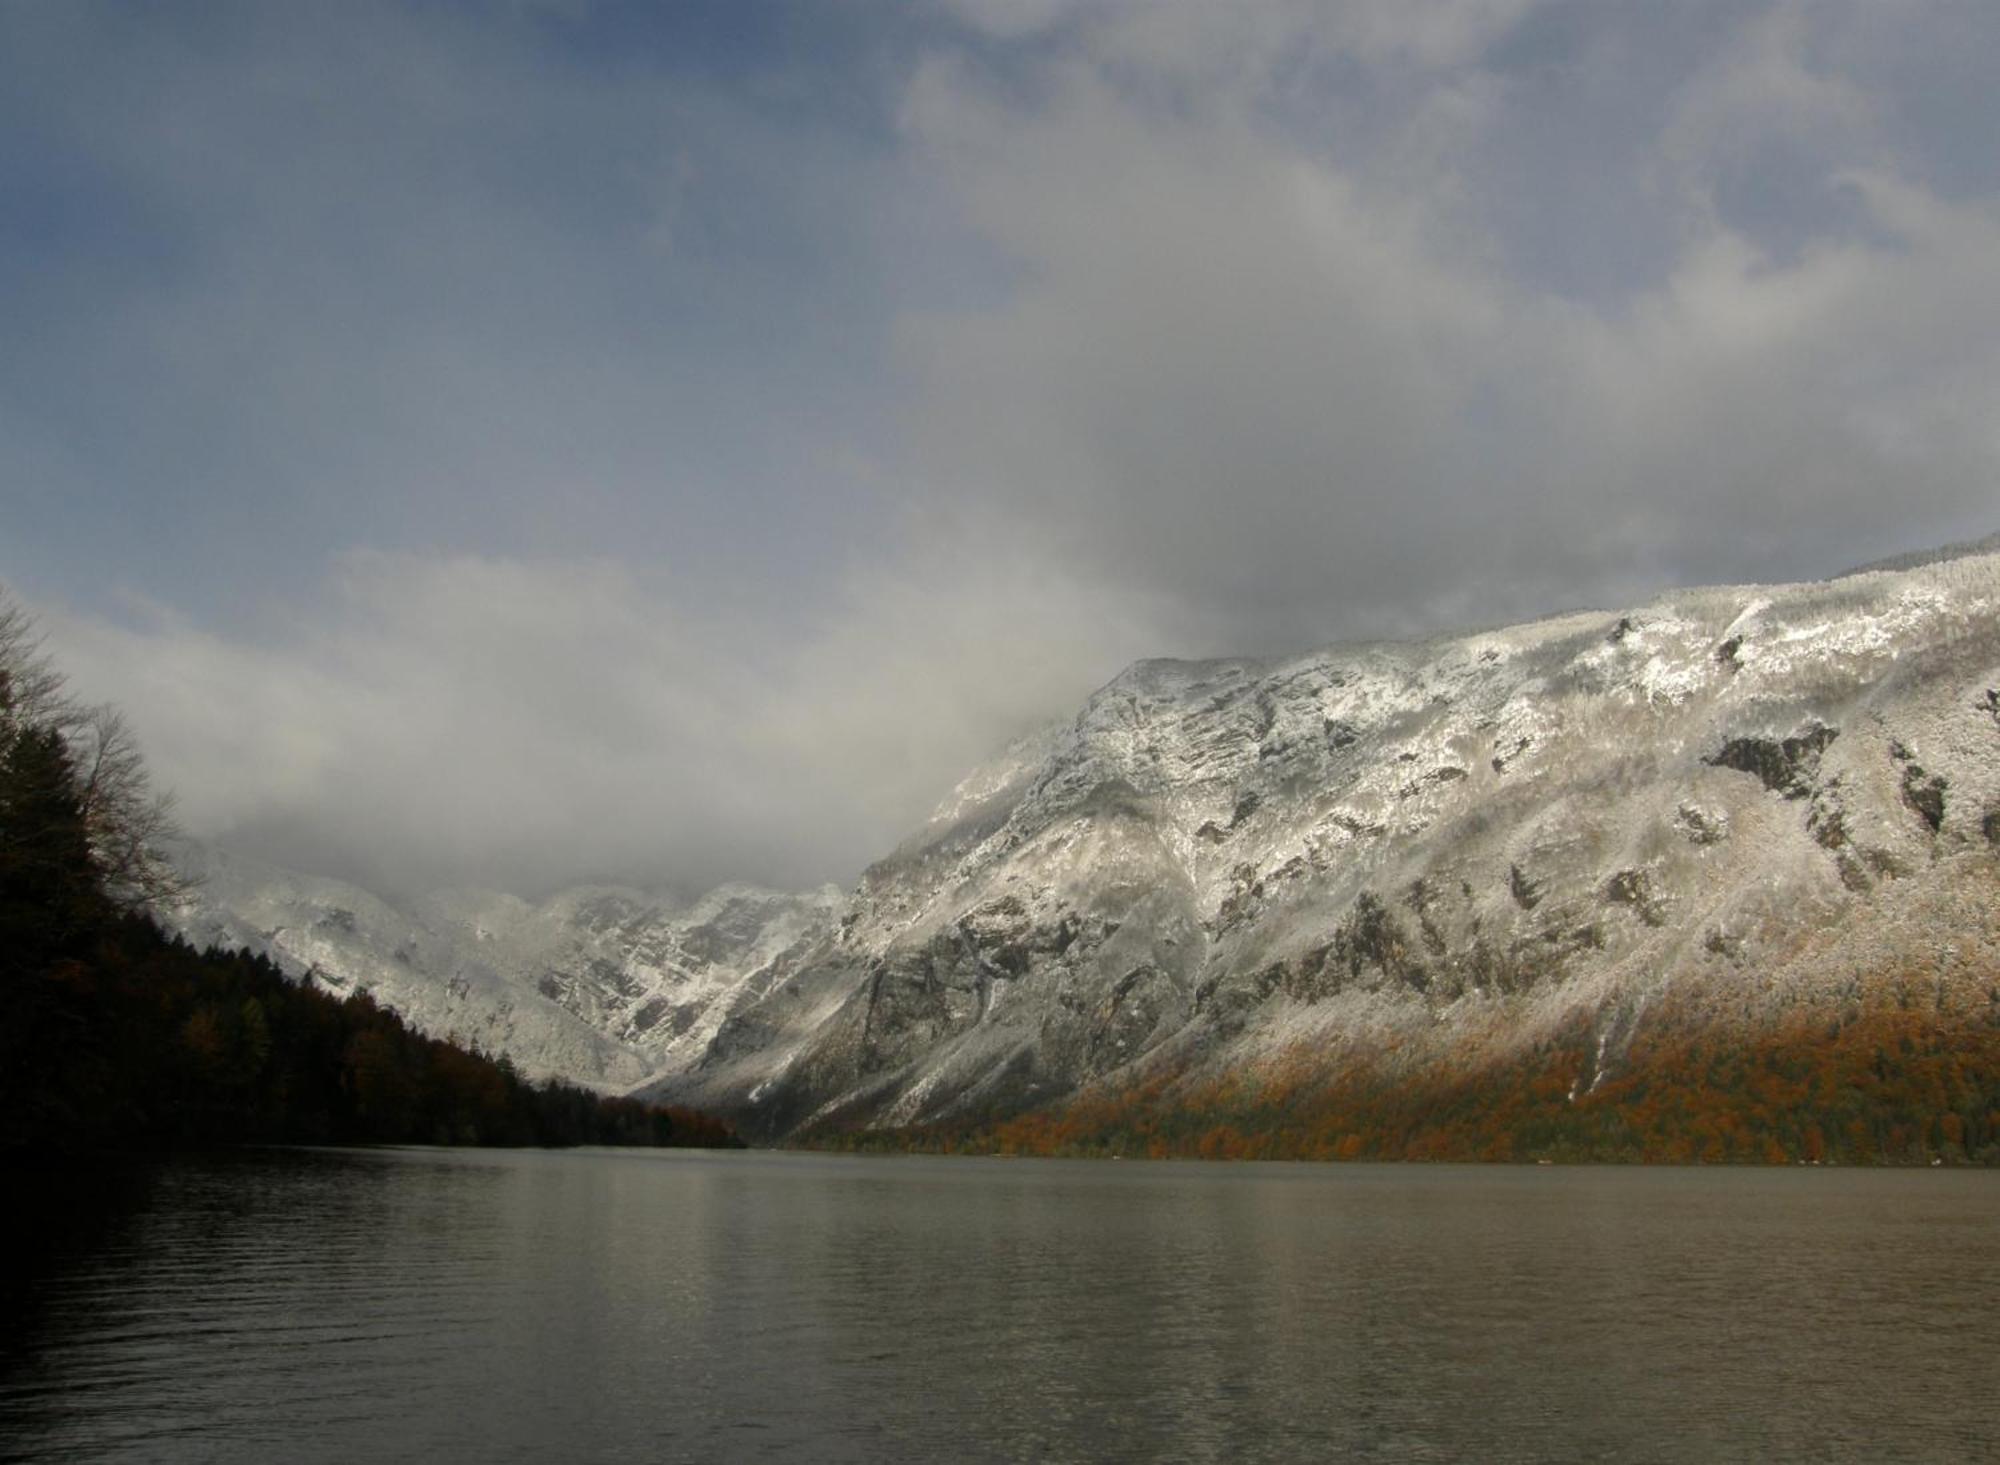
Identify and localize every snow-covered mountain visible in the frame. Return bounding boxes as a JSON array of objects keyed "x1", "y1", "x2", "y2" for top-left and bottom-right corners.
[
  {"x1": 163, "y1": 844, "x2": 842, "y2": 1089},
  {"x1": 168, "y1": 542, "x2": 2000, "y2": 1141}
]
